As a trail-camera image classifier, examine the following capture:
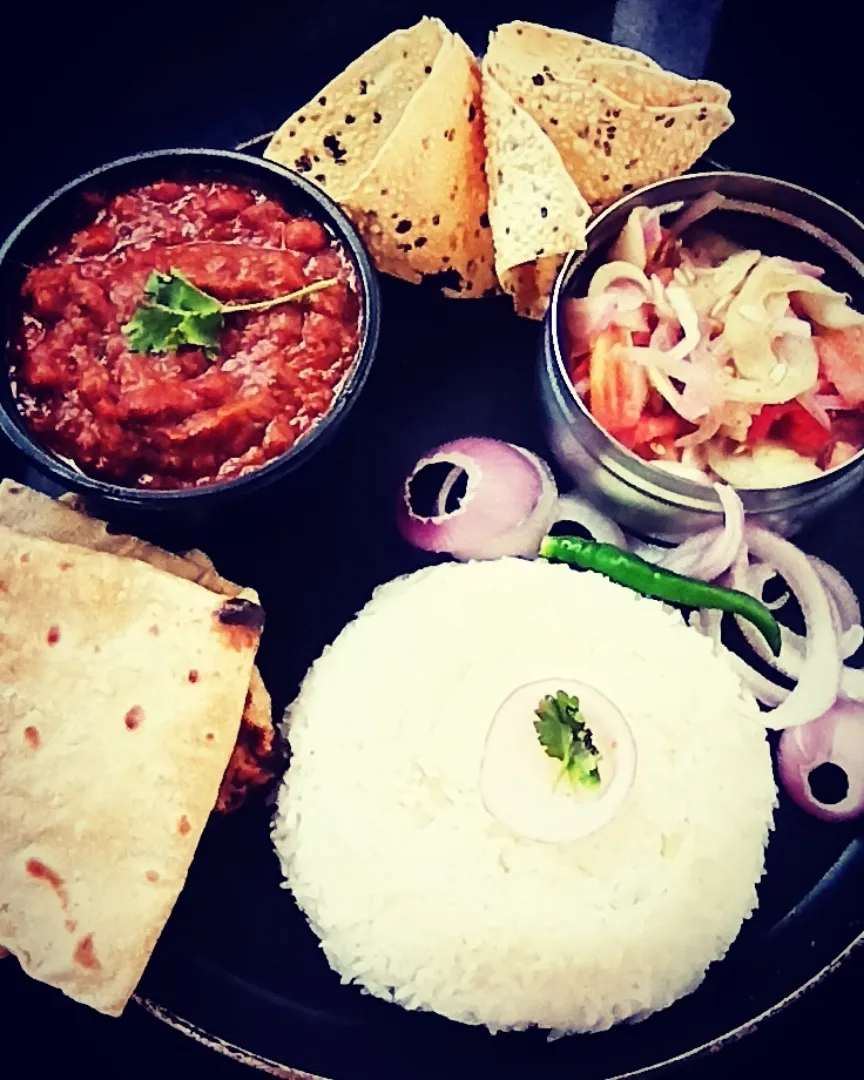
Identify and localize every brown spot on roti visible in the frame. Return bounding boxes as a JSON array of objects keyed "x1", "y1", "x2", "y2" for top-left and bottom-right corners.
[
  {"x1": 214, "y1": 598, "x2": 265, "y2": 651},
  {"x1": 178, "y1": 815, "x2": 191, "y2": 836},
  {"x1": 188, "y1": 670, "x2": 199, "y2": 684},
  {"x1": 149, "y1": 625, "x2": 160, "y2": 636},
  {"x1": 46, "y1": 626, "x2": 60, "y2": 646},
  {"x1": 73, "y1": 934, "x2": 101, "y2": 971},
  {"x1": 23, "y1": 725, "x2": 40, "y2": 749},
  {"x1": 26, "y1": 859, "x2": 68, "y2": 908},
  {"x1": 65, "y1": 920, "x2": 77, "y2": 933},
  {"x1": 124, "y1": 706, "x2": 144, "y2": 731},
  {"x1": 145, "y1": 871, "x2": 159, "y2": 883}
]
